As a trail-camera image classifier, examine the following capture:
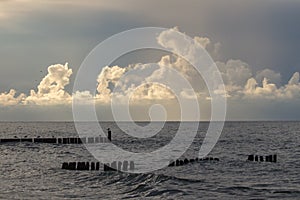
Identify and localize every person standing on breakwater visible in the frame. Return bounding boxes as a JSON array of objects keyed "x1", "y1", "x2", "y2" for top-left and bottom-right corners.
[{"x1": 107, "y1": 128, "x2": 112, "y2": 141}]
